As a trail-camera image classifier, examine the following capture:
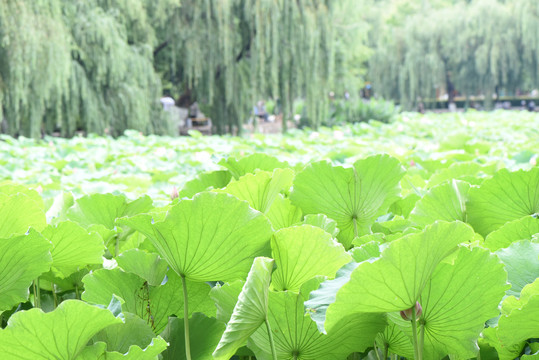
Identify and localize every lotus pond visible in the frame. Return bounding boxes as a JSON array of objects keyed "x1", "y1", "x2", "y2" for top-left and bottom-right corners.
[{"x1": 0, "y1": 111, "x2": 538, "y2": 359}]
